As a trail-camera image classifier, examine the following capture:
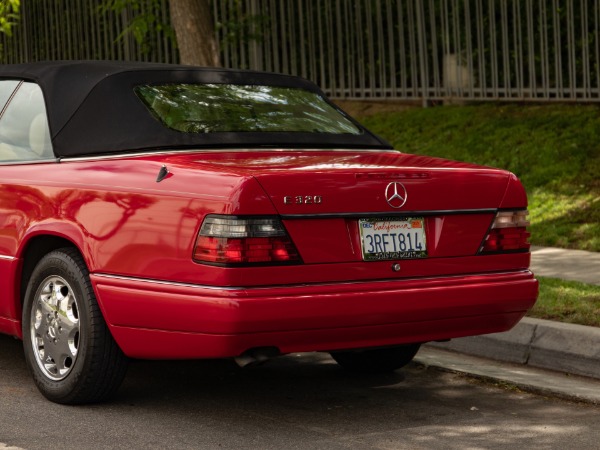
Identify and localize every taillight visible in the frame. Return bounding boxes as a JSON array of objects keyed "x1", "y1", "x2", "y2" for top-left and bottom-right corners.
[
  {"x1": 193, "y1": 216, "x2": 301, "y2": 265},
  {"x1": 479, "y1": 210, "x2": 531, "y2": 254}
]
